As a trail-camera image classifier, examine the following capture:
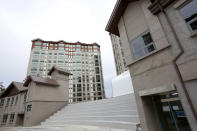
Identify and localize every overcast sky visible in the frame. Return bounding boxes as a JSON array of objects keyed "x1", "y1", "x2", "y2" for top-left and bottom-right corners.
[{"x1": 0, "y1": 0, "x2": 117, "y2": 98}]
